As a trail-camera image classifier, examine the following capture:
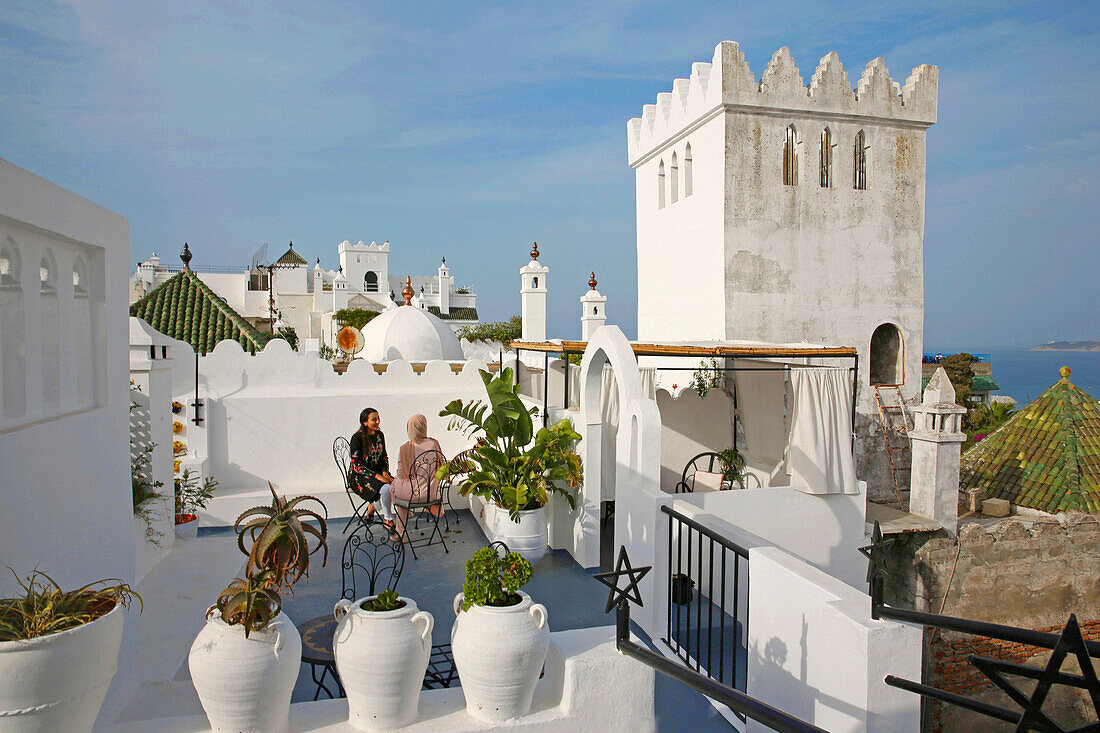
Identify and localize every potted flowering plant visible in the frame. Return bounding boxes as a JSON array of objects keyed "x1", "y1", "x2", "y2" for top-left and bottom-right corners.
[
  {"x1": 437, "y1": 368, "x2": 582, "y2": 564},
  {"x1": 0, "y1": 570, "x2": 141, "y2": 733},
  {"x1": 188, "y1": 483, "x2": 327, "y2": 733}
]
